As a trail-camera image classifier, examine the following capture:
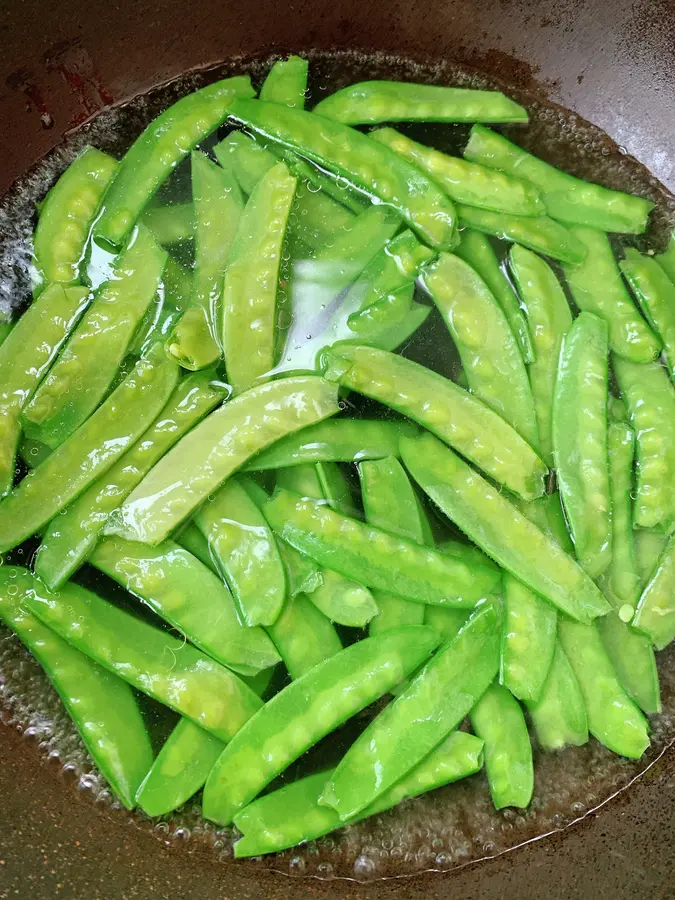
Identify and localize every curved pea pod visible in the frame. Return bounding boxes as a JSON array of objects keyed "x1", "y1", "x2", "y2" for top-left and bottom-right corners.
[
  {"x1": 634, "y1": 529, "x2": 668, "y2": 586},
  {"x1": 142, "y1": 202, "x2": 194, "y2": 245},
  {"x1": 90, "y1": 536, "x2": 279, "y2": 675},
  {"x1": 228, "y1": 98, "x2": 458, "y2": 250},
  {"x1": 605, "y1": 421, "x2": 641, "y2": 612},
  {"x1": 455, "y1": 229, "x2": 534, "y2": 364},
  {"x1": 320, "y1": 603, "x2": 499, "y2": 821},
  {"x1": 24, "y1": 225, "x2": 168, "y2": 448},
  {"x1": 470, "y1": 681, "x2": 533, "y2": 810},
  {"x1": 202, "y1": 624, "x2": 440, "y2": 824},
  {"x1": 524, "y1": 641, "x2": 588, "y2": 751},
  {"x1": 597, "y1": 612, "x2": 661, "y2": 715},
  {"x1": 621, "y1": 247, "x2": 675, "y2": 379},
  {"x1": 233, "y1": 731, "x2": 484, "y2": 857},
  {"x1": 655, "y1": 229, "x2": 675, "y2": 284},
  {"x1": 422, "y1": 253, "x2": 539, "y2": 448},
  {"x1": 95, "y1": 76, "x2": 255, "y2": 247},
  {"x1": 25, "y1": 579, "x2": 262, "y2": 742},
  {"x1": 371, "y1": 127, "x2": 542, "y2": 216},
  {"x1": 553, "y1": 312, "x2": 611, "y2": 579},
  {"x1": 34, "y1": 370, "x2": 225, "y2": 589},
  {"x1": 558, "y1": 619, "x2": 649, "y2": 758},
  {"x1": 509, "y1": 245, "x2": 573, "y2": 466},
  {"x1": 33, "y1": 147, "x2": 118, "y2": 286},
  {"x1": 457, "y1": 205, "x2": 586, "y2": 264},
  {"x1": 614, "y1": 357, "x2": 675, "y2": 530},
  {"x1": 322, "y1": 344, "x2": 547, "y2": 500},
  {"x1": 501, "y1": 574, "x2": 556, "y2": 704},
  {"x1": 463, "y1": 125, "x2": 654, "y2": 233},
  {"x1": 260, "y1": 55, "x2": 308, "y2": 107},
  {"x1": 632, "y1": 533, "x2": 675, "y2": 650},
  {"x1": 0, "y1": 343, "x2": 179, "y2": 553},
  {"x1": 0, "y1": 567, "x2": 153, "y2": 809},
  {"x1": 265, "y1": 489, "x2": 500, "y2": 608},
  {"x1": 267, "y1": 592, "x2": 343, "y2": 680},
  {"x1": 0, "y1": 283, "x2": 90, "y2": 497},
  {"x1": 194, "y1": 476, "x2": 286, "y2": 627},
  {"x1": 314, "y1": 81, "x2": 528, "y2": 125},
  {"x1": 105, "y1": 375, "x2": 339, "y2": 545},
  {"x1": 562, "y1": 229, "x2": 659, "y2": 363},
  {"x1": 400, "y1": 431, "x2": 610, "y2": 623}
]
